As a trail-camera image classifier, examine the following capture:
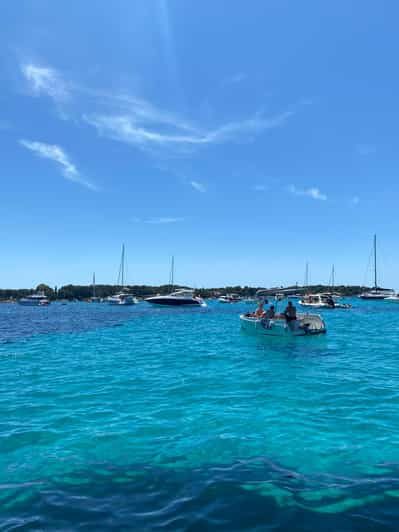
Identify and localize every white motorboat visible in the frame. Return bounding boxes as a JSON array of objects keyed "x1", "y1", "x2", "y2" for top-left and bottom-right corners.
[
  {"x1": 240, "y1": 313, "x2": 326, "y2": 336},
  {"x1": 146, "y1": 289, "x2": 205, "y2": 307},
  {"x1": 240, "y1": 289, "x2": 326, "y2": 337},
  {"x1": 18, "y1": 292, "x2": 50, "y2": 306},
  {"x1": 359, "y1": 235, "x2": 393, "y2": 299},
  {"x1": 385, "y1": 294, "x2": 399, "y2": 302},
  {"x1": 107, "y1": 292, "x2": 138, "y2": 306},
  {"x1": 145, "y1": 257, "x2": 205, "y2": 307},
  {"x1": 299, "y1": 293, "x2": 351, "y2": 309},
  {"x1": 218, "y1": 293, "x2": 242, "y2": 303}
]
